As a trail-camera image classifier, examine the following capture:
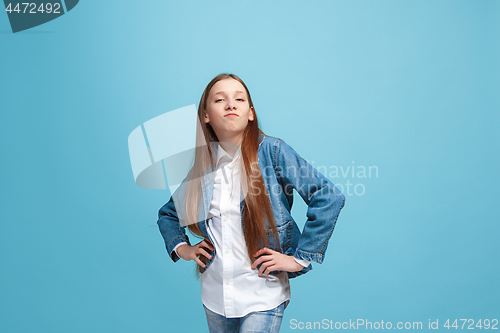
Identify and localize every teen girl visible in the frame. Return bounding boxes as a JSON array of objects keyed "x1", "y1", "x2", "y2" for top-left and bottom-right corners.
[{"x1": 157, "y1": 73, "x2": 346, "y2": 332}]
